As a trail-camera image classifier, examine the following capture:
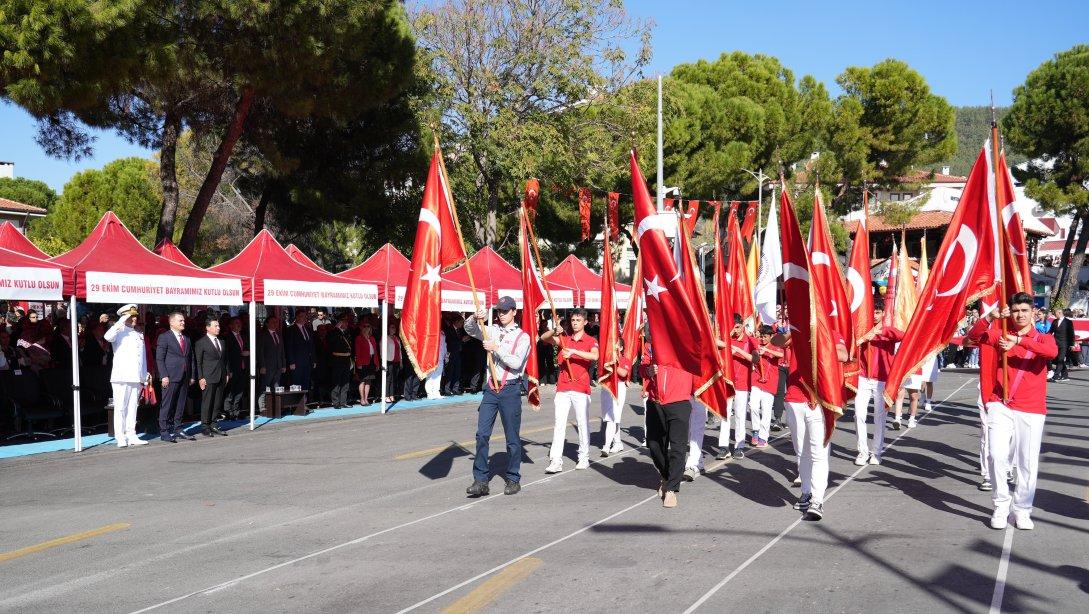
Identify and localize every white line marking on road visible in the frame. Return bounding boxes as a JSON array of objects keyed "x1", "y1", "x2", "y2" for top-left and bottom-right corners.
[
  {"x1": 125, "y1": 444, "x2": 641, "y2": 613},
  {"x1": 989, "y1": 527, "x2": 1014, "y2": 614},
  {"x1": 684, "y1": 378, "x2": 974, "y2": 613},
  {"x1": 394, "y1": 495, "x2": 659, "y2": 613}
]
